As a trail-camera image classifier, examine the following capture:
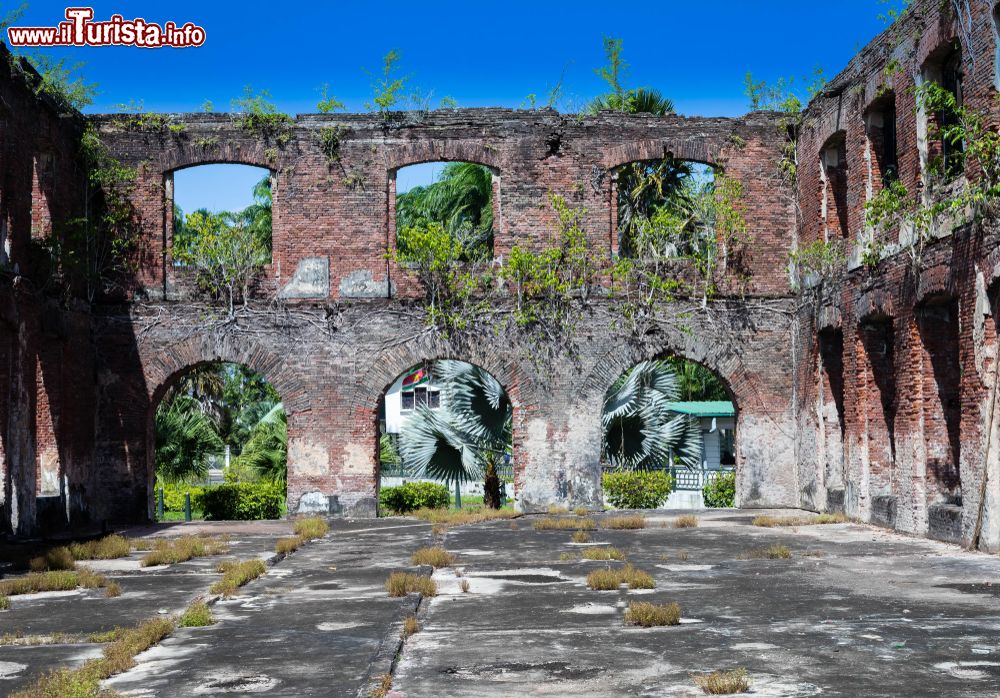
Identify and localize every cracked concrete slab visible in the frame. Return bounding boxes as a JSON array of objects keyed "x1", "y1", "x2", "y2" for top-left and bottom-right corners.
[{"x1": 3, "y1": 512, "x2": 1000, "y2": 696}]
